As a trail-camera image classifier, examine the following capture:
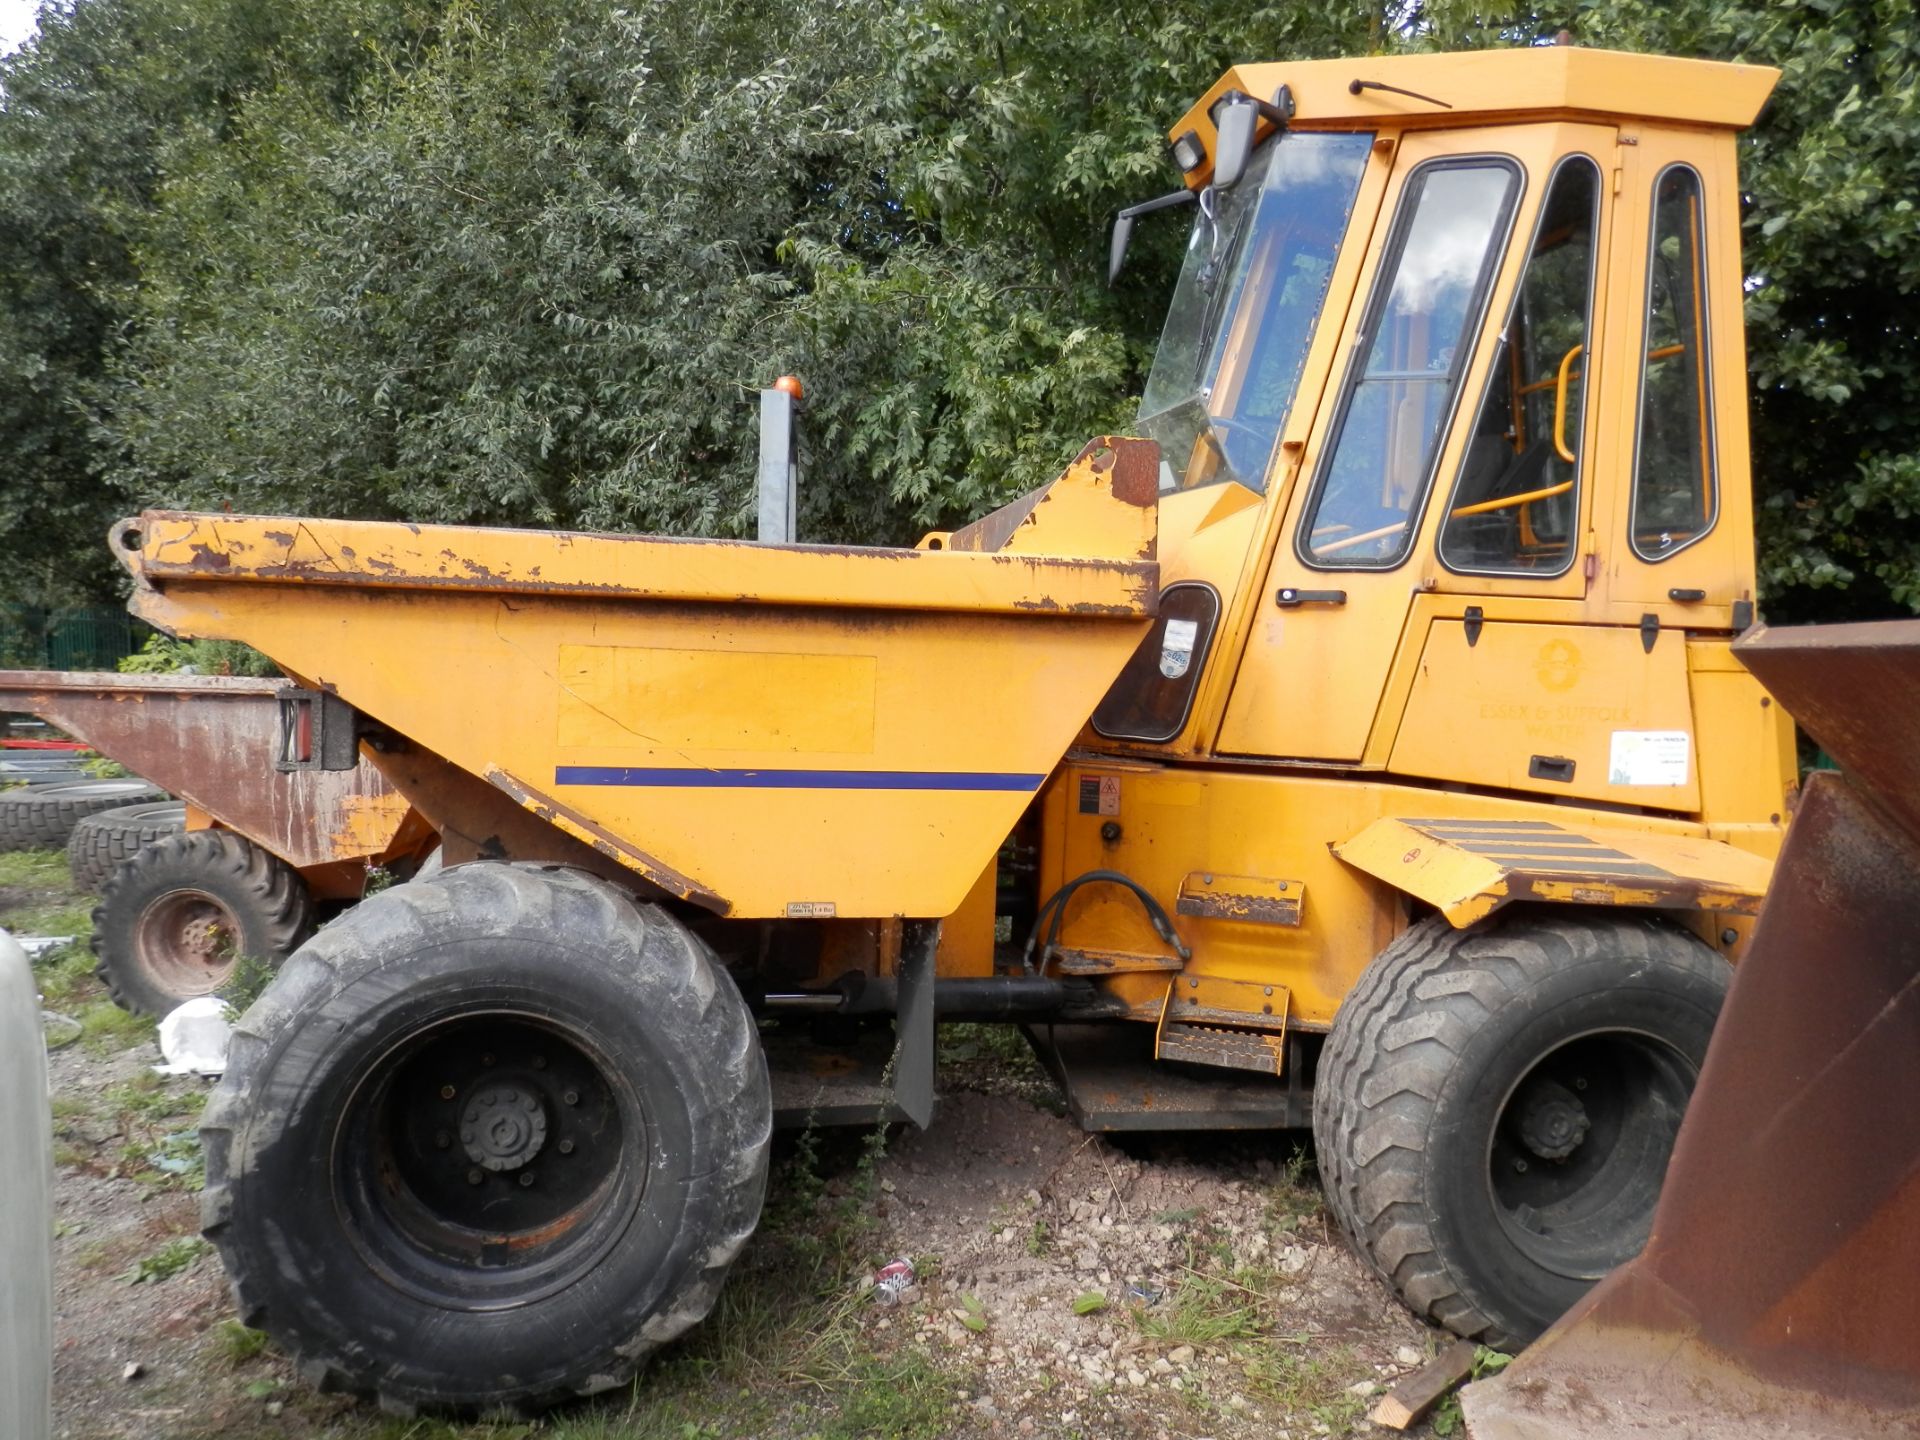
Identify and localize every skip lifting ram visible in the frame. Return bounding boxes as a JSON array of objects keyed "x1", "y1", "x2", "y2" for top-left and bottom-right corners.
[{"x1": 115, "y1": 47, "x2": 1797, "y2": 1411}]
